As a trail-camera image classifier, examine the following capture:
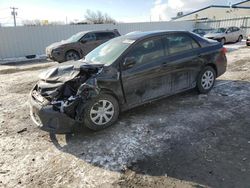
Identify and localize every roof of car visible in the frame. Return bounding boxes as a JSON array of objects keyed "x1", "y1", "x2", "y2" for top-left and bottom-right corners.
[
  {"x1": 124, "y1": 30, "x2": 189, "y2": 40},
  {"x1": 75, "y1": 30, "x2": 118, "y2": 35},
  {"x1": 87, "y1": 30, "x2": 118, "y2": 33}
]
